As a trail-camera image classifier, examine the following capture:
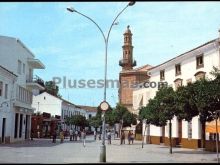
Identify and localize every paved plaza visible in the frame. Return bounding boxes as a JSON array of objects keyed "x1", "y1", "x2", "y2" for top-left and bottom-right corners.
[{"x1": 0, "y1": 135, "x2": 218, "y2": 163}]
